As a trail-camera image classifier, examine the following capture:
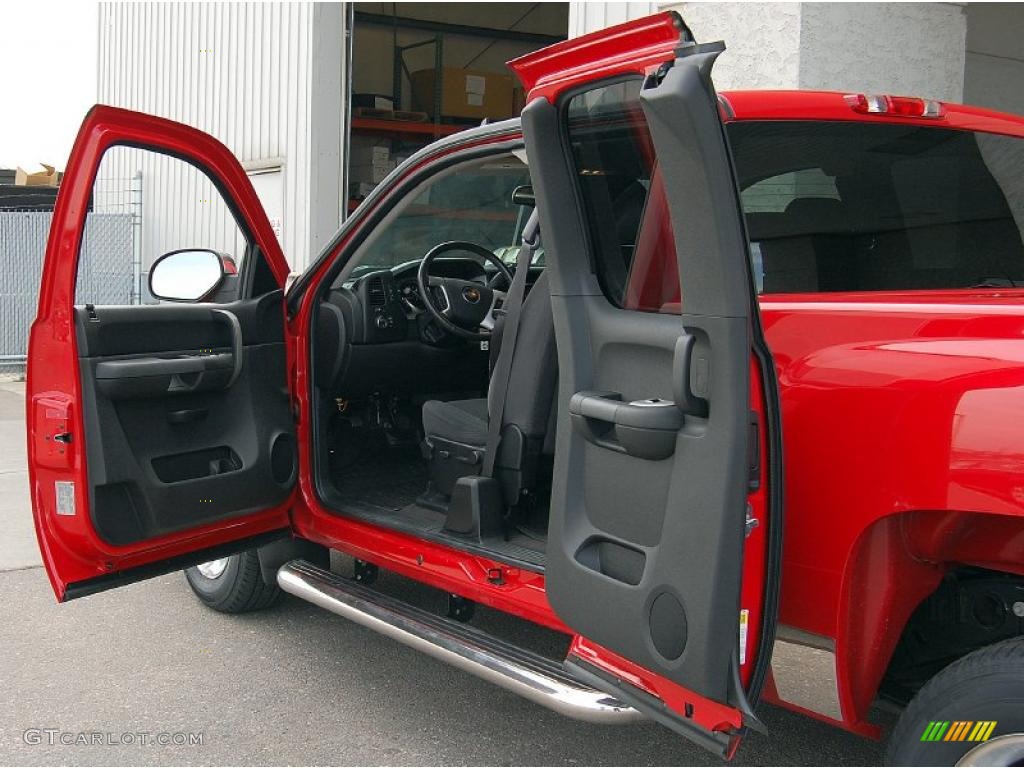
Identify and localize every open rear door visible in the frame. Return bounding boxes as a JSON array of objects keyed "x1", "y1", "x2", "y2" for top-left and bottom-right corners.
[
  {"x1": 511, "y1": 13, "x2": 782, "y2": 757},
  {"x1": 28, "y1": 106, "x2": 298, "y2": 601}
]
